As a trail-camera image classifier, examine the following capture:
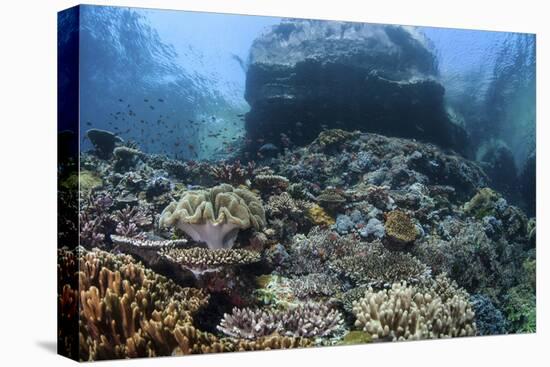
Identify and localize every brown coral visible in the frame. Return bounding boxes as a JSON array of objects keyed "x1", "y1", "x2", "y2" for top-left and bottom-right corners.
[
  {"x1": 384, "y1": 210, "x2": 417, "y2": 246},
  {"x1": 77, "y1": 248, "x2": 223, "y2": 360}
]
